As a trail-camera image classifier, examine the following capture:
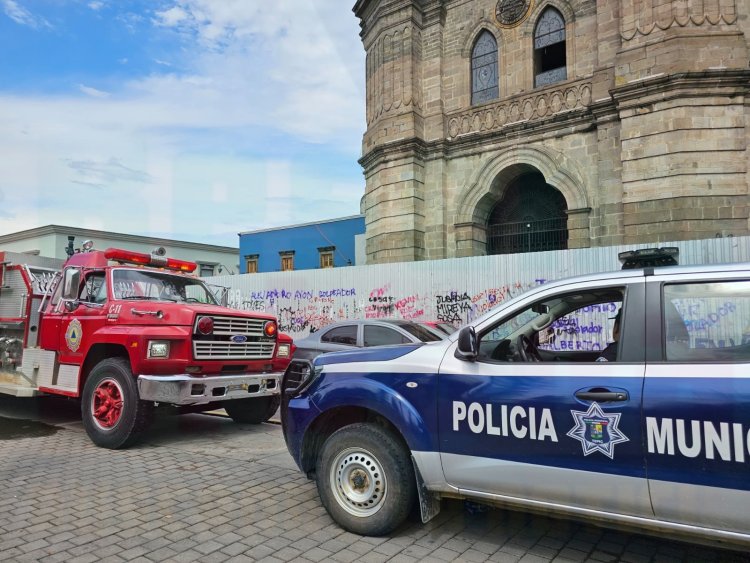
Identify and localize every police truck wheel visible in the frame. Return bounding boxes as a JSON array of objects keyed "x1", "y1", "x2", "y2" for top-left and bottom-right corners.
[
  {"x1": 81, "y1": 358, "x2": 153, "y2": 449},
  {"x1": 224, "y1": 396, "x2": 274, "y2": 424},
  {"x1": 316, "y1": 423, "x2": 416, "y2": 536}
]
